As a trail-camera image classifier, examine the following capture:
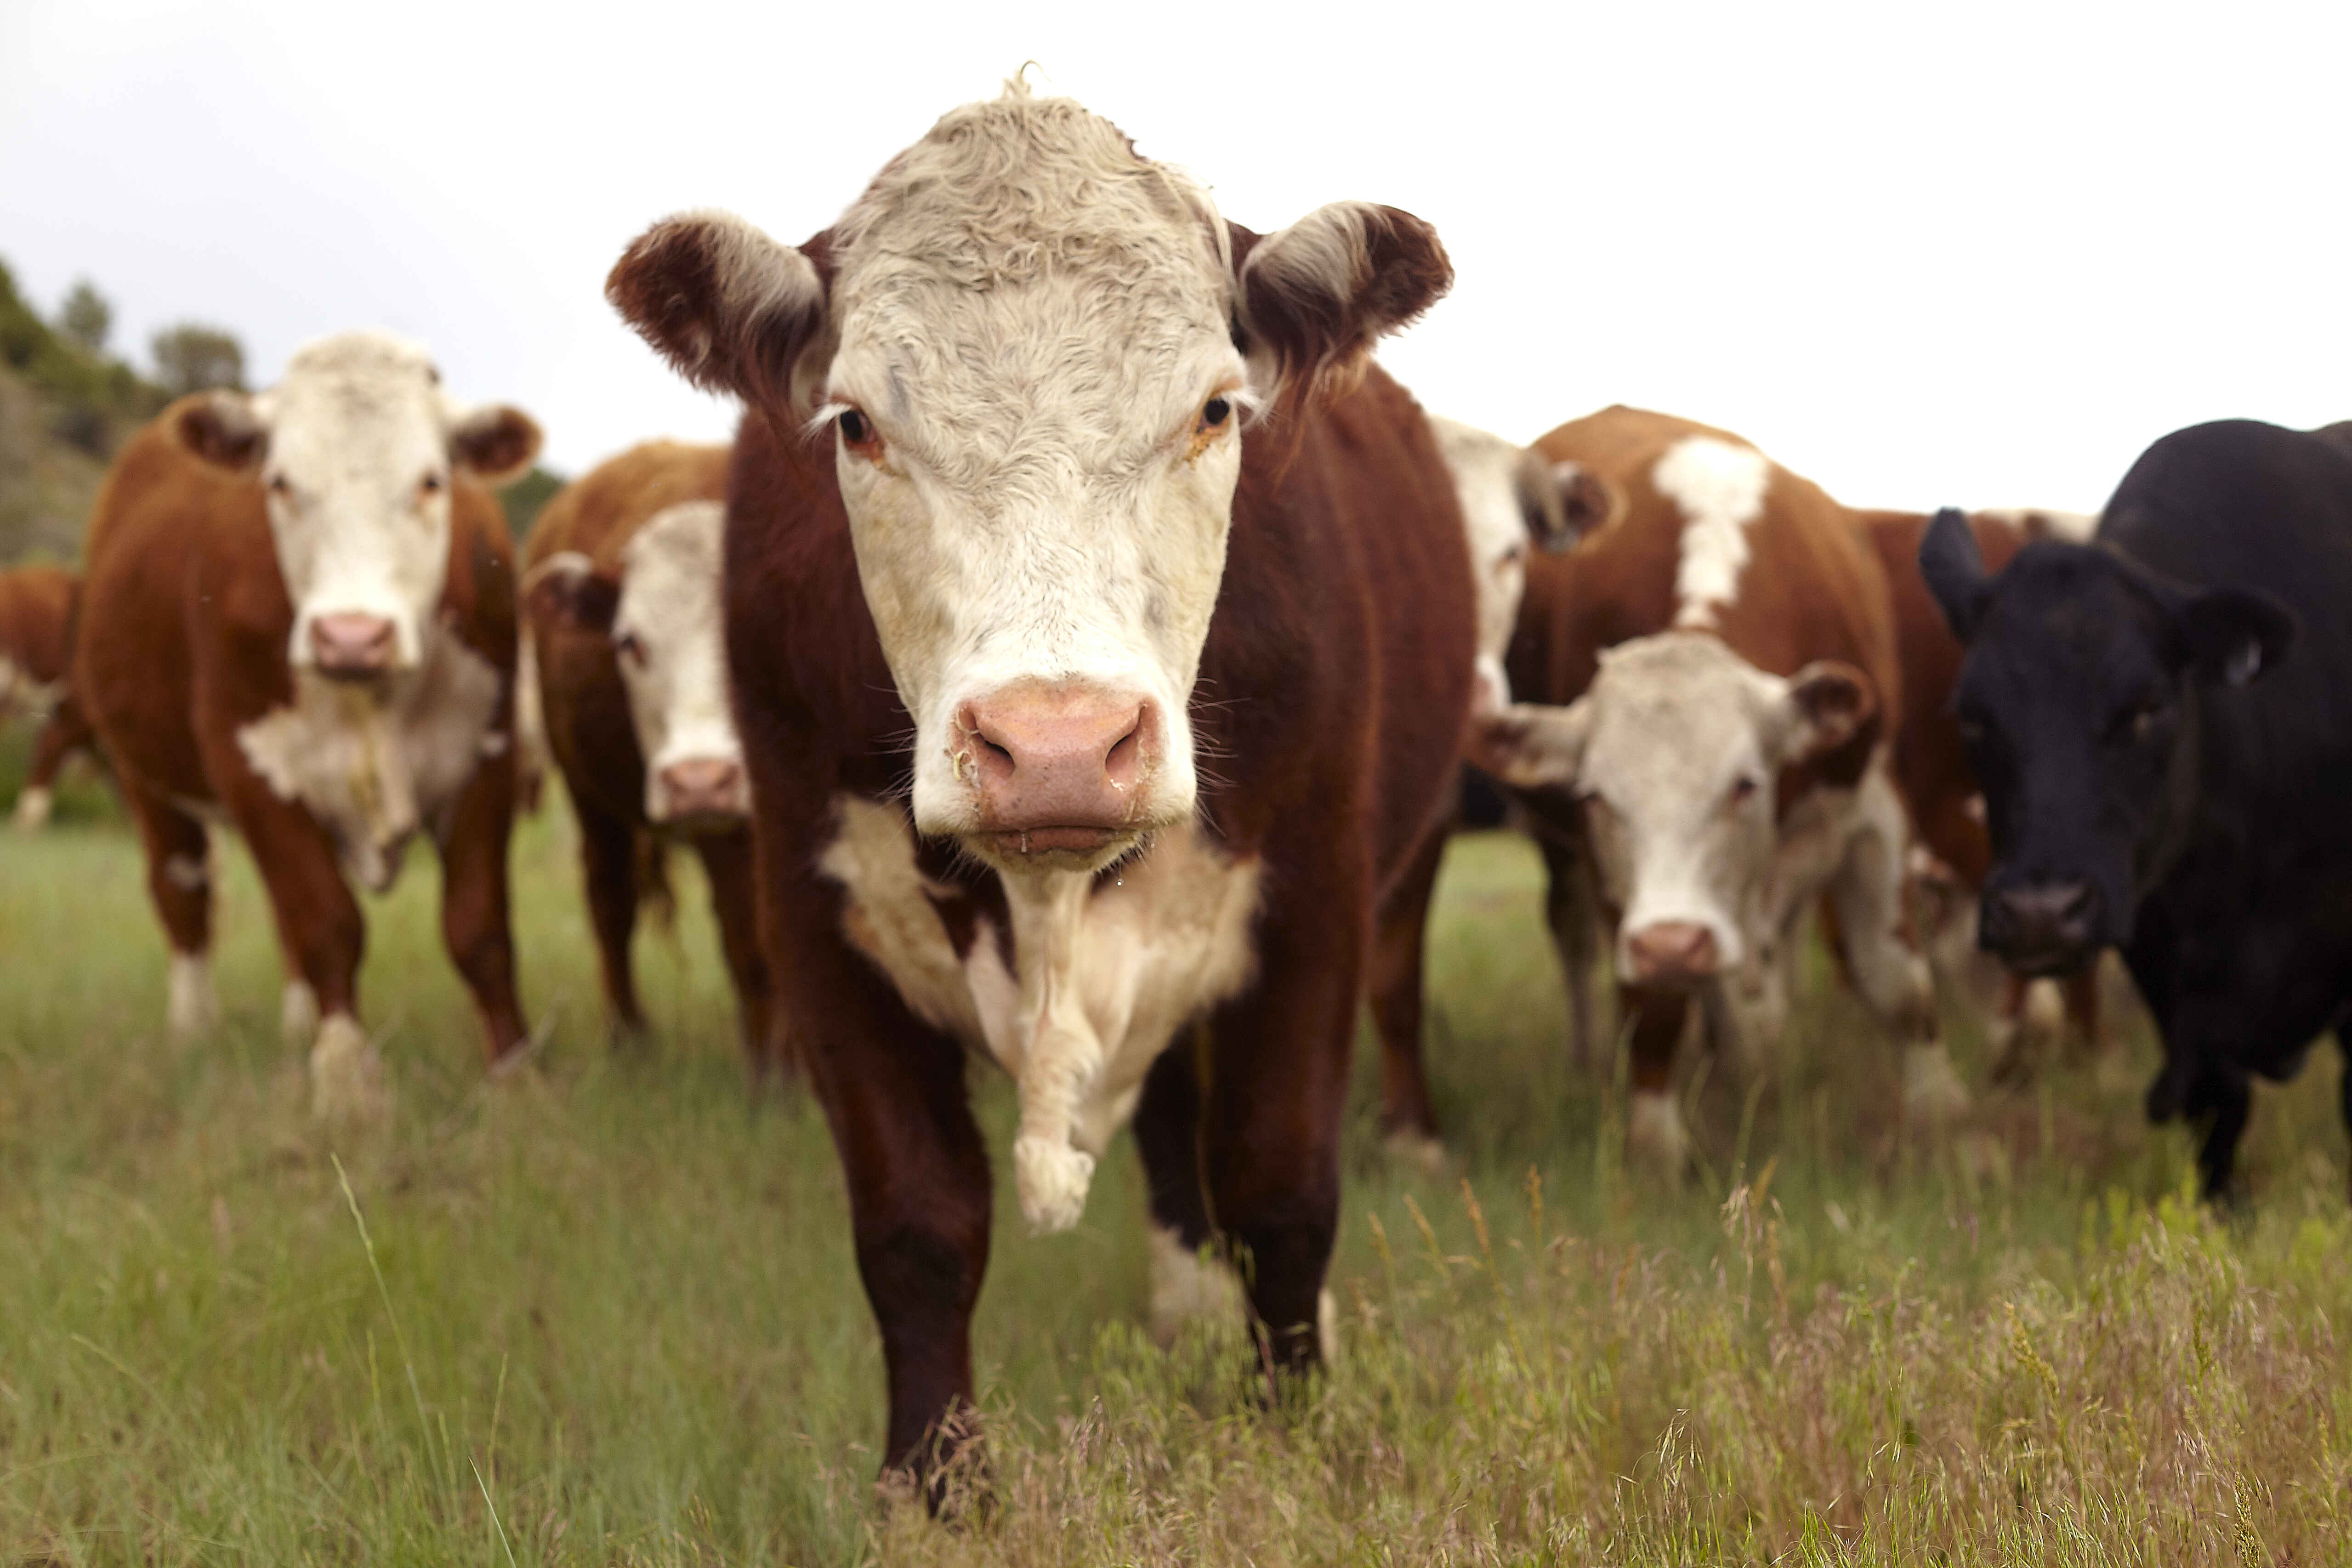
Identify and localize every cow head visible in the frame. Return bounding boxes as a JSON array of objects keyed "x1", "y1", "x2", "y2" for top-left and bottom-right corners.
[
  {"x1": 1920, "y1": 508, "x2": 2293, "y2": 976},
  {"x1": 172, "y1": 331, "x2": 540, "y2": 682},
  {"x1": 1470, "y1": 632, "x2": 1874, "y2": 987},
  {"x1": 527, "y1": 501, "x2": 747, "y2": 828},
  {"x1": 607, "y1": 87, "x2": 1449, "y2": 873}
]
